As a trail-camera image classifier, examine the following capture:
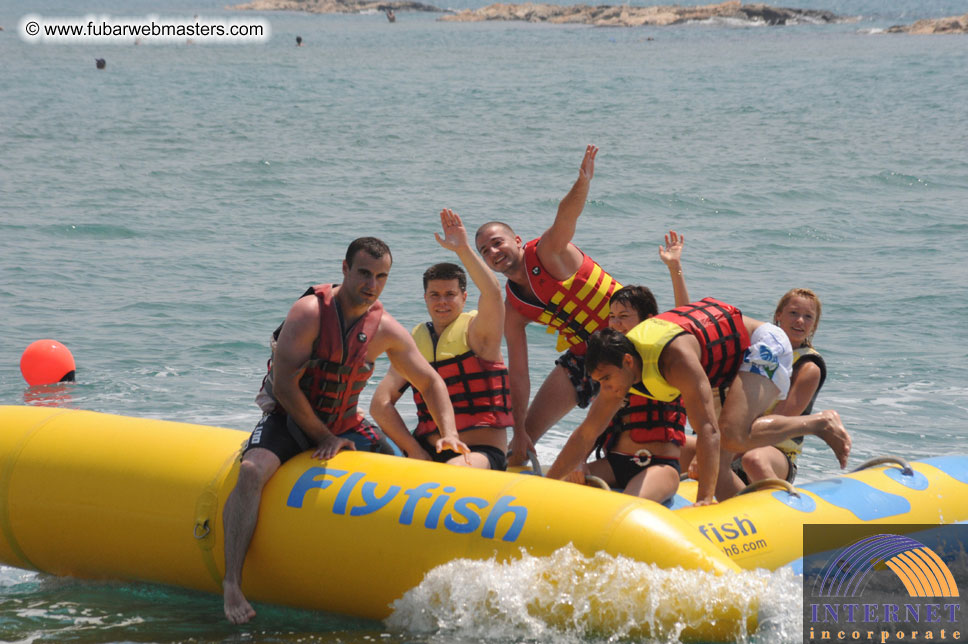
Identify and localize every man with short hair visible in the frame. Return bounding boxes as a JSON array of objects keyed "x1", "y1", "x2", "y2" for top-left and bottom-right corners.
[
  {"x1": 475, "y1": 145, "x2": 623, "y2": 466},
  {"x1": 371, "y1": 210, "x2": 512, "y2": 469},
  {"x1": 222, "y1": 237, "x2": 468, "y2": 624}
]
